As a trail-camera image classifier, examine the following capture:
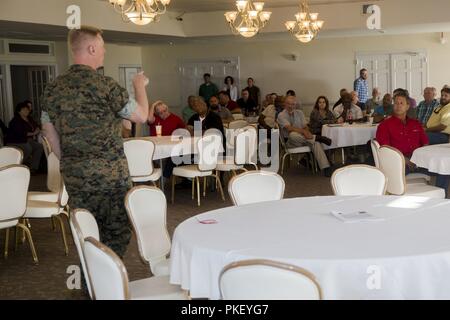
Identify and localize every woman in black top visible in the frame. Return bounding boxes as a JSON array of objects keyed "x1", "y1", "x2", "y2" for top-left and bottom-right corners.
[
  {"x1": 8, "y1": 102, "x2": 43, "y2": 171},
  {"x1": 309, "y1": 96, "x2": 336, "y2": 135}
]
